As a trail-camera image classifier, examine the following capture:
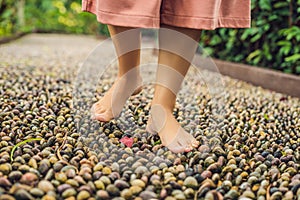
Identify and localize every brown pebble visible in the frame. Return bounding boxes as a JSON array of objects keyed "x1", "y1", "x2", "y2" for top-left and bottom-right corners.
[
  {"x1": 38, "y1": 180, "x2": 55, "y2": 193},
  {"x1": 20, "y1": 172, "x2": 38, "y2": 186},
  {"x1": 0, "y1": 177, "x2": 12, "y2": 187},
  {"x1": 0, "y1": 194, "x2": 15, "y2": 200},
  {"x1": 96, "y1": 190, "x2": 110, "y2": 199},
  {"x1": 201, "y1": 170, "x2": 212, "y2": 179}
]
